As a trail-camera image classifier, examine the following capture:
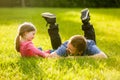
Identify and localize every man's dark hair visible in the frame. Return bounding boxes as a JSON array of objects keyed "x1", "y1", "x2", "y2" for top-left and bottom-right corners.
[{"x1": 69, "y1": 35, "x2": 86, "y2": 52}]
